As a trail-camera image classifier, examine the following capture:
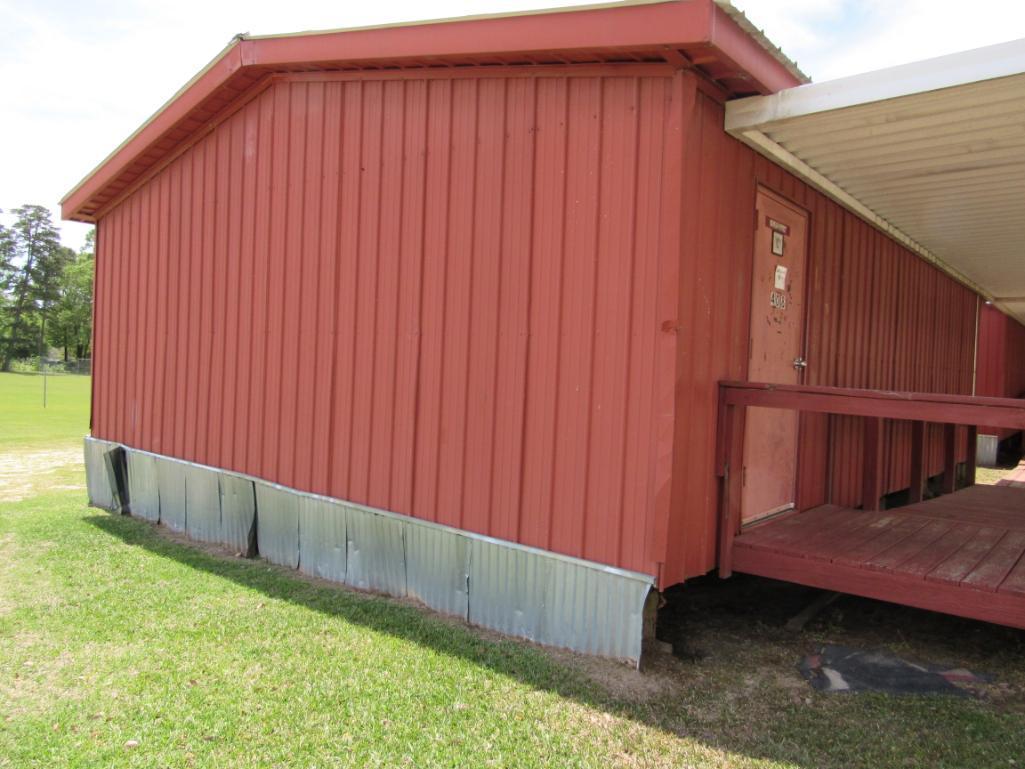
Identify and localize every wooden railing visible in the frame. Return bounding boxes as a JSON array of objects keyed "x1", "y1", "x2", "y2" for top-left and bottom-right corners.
[{"x1": 716, "y1": 381, "x2": 1025, "y2": 577}]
